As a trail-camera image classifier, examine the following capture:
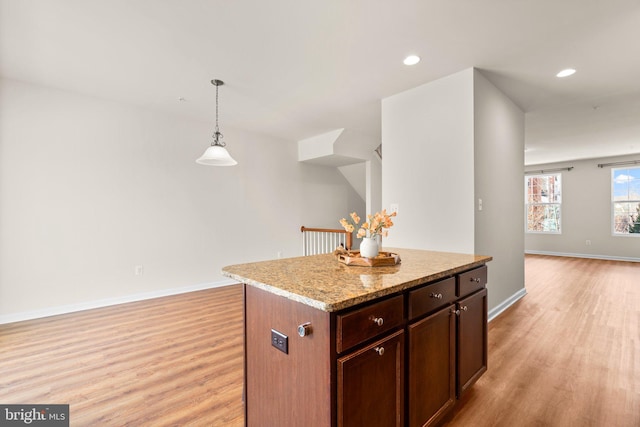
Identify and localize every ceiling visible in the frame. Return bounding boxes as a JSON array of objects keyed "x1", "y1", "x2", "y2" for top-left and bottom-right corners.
[{"x1": 2, "y1": 0, "x2": 640, "y2": 166}]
